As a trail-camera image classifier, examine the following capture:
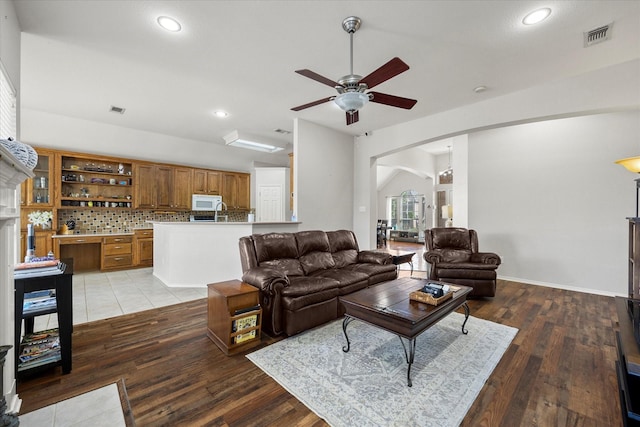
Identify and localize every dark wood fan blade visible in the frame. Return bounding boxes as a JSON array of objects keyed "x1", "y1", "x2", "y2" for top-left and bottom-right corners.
[
  {"x1": 346, "y1": 110, "x2": 359, "y2": 125},
  {"x1": 369, "y1": 92, "x2": 417, "y2": 109},
  {"x1": 295, "y1": 69, "x2": 341, "y2": 88},
  {"x1": 360, "y1": 57, "x2": 410, "y2": 89},
  {"x1": 291, "y1": 97, "x2": 334, "y2": 111}
]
